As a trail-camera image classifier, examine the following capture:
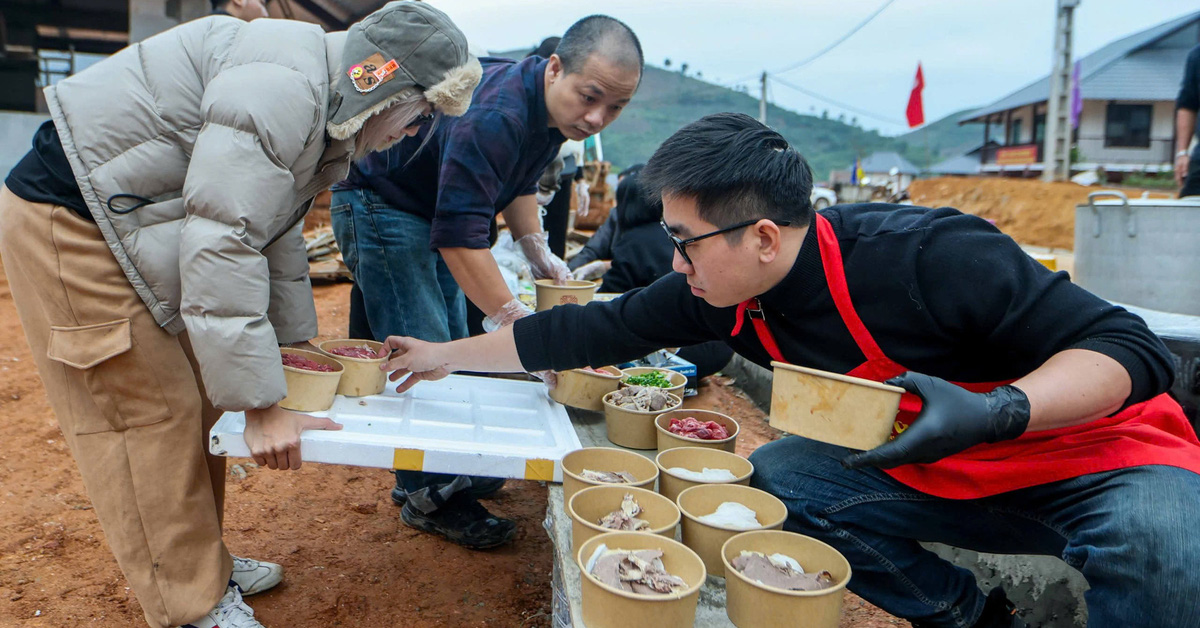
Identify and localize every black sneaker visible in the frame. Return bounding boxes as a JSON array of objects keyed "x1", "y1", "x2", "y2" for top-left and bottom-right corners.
[
  {"x1": 400, "y1": 495, "x2": 517, "y2": 549},
  {"x1": 973, "y1": 587, "x2": 1027, "y2": 628},
  {"x1": 390, "y1": 476, "x2": 507, "y2": 506}
]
